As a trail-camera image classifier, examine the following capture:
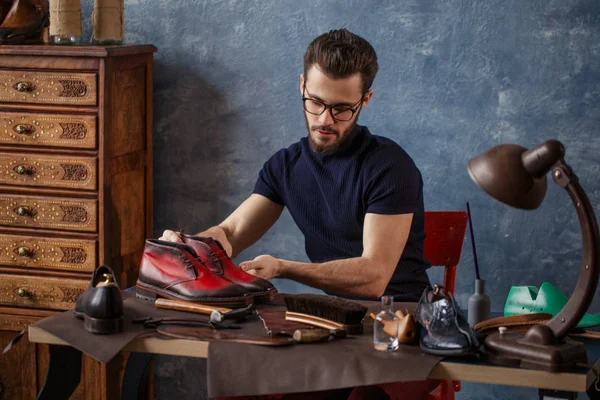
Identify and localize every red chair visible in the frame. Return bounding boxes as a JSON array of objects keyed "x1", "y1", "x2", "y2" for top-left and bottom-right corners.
[{"x1": 423, "y1": 211, "x2": 469, "y2": 400}]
